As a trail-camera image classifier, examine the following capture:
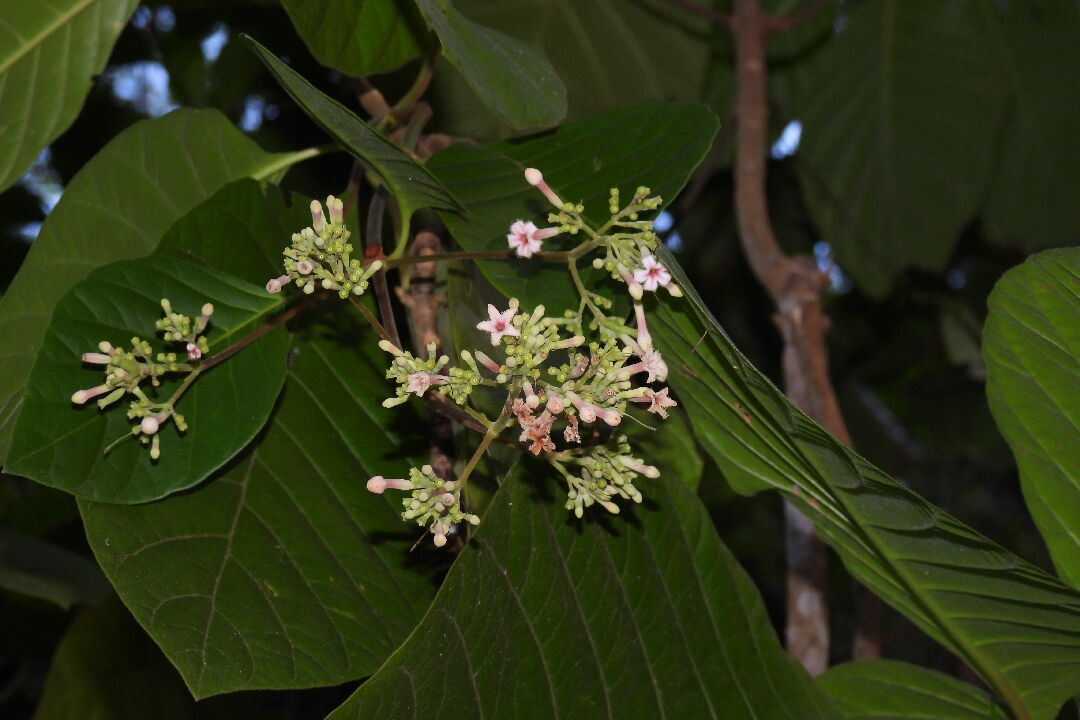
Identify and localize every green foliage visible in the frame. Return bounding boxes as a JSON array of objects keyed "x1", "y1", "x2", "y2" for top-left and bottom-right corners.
[
  {"x1": 984, "y1": 248, "x2": 1080, "y2": 588},
  {"x1": 0, "y1": 0, "x2": 139, "y2": 193},
  {"x1": 0, "y1": 109, "x2": 310, "y2": 464},
  {"x1": 243, "y1": 33, "x2": 463, "y2": 241},
  {"x1": 429, "y1": 0, "x2": 727, "y2": 138},
  {"x1": 648, "y1": 250, "x2": 1080, "y2": 720},
  {"x1": 77, "y1": 179, "x2": 436, "y2": 697},
  {"x1": 792, "y1": 0, "x2": 1003, "y2": 297},
  {"x1": 329, "y1": 464, "x2": 837, "y2": 719},
  {"x1": 280, "y1": 0, "x2": 426, "y2": 76},
  {"x1": 818, "y1": 660, "x2": 1009, "y2": 720},
  {"x1": 980, "y1": 1, "x2": 1080, "y2": 245},
  {"x1": 33, "y1": 596, "x2": 287, "y2": 720},
  {"x1": 414, "y1": 0, "x2": 566, "y2": 130},
  {"x1": 8, "y1": 256, "x2": 290, "y2": 504},
  {"x1": 2, "y1": 2, "x2": 1080, "y2": 718},
  {"x1": 0, "y1": 528, "x2": 109, "y2": 610},
  {"x1": 427, "y1": 103, "x2": 719, "y2": 312}
]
